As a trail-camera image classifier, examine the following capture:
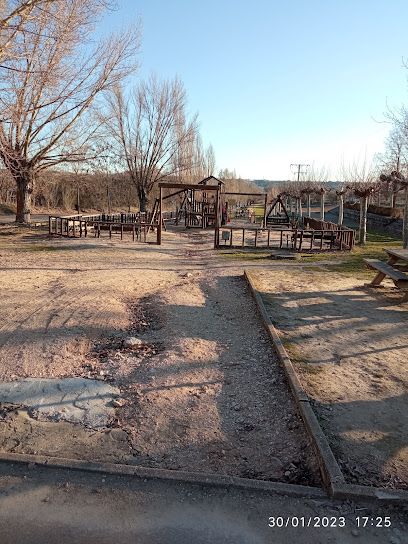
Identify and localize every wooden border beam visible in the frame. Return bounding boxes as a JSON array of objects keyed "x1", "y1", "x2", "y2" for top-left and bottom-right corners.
[{"x1": 158, "y1": 183, "x2": 219, "y2": 191}]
